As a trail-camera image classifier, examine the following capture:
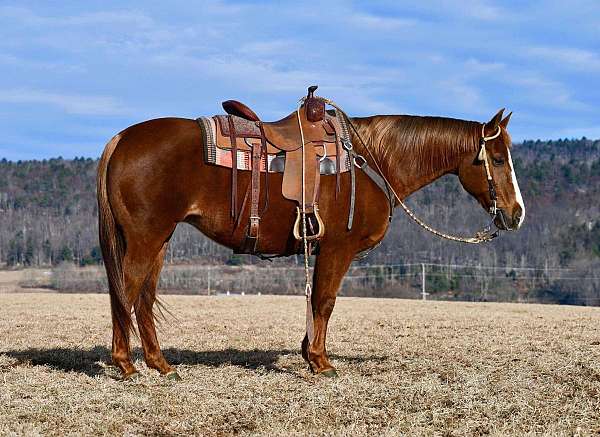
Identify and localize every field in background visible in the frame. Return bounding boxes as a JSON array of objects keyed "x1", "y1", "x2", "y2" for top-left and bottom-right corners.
[
  {"x1": 0, "y1": 268, "x2": 51, "y2": 293},
  {"x1": 3, "y1": 264, "x2": 428, "y2": 298},
  {"x1": 1, "y1": 293, "x2": 600, "y2": 435},
  {"x1": 6, "y1": 263, "x2": 598, "y2": 305}
]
